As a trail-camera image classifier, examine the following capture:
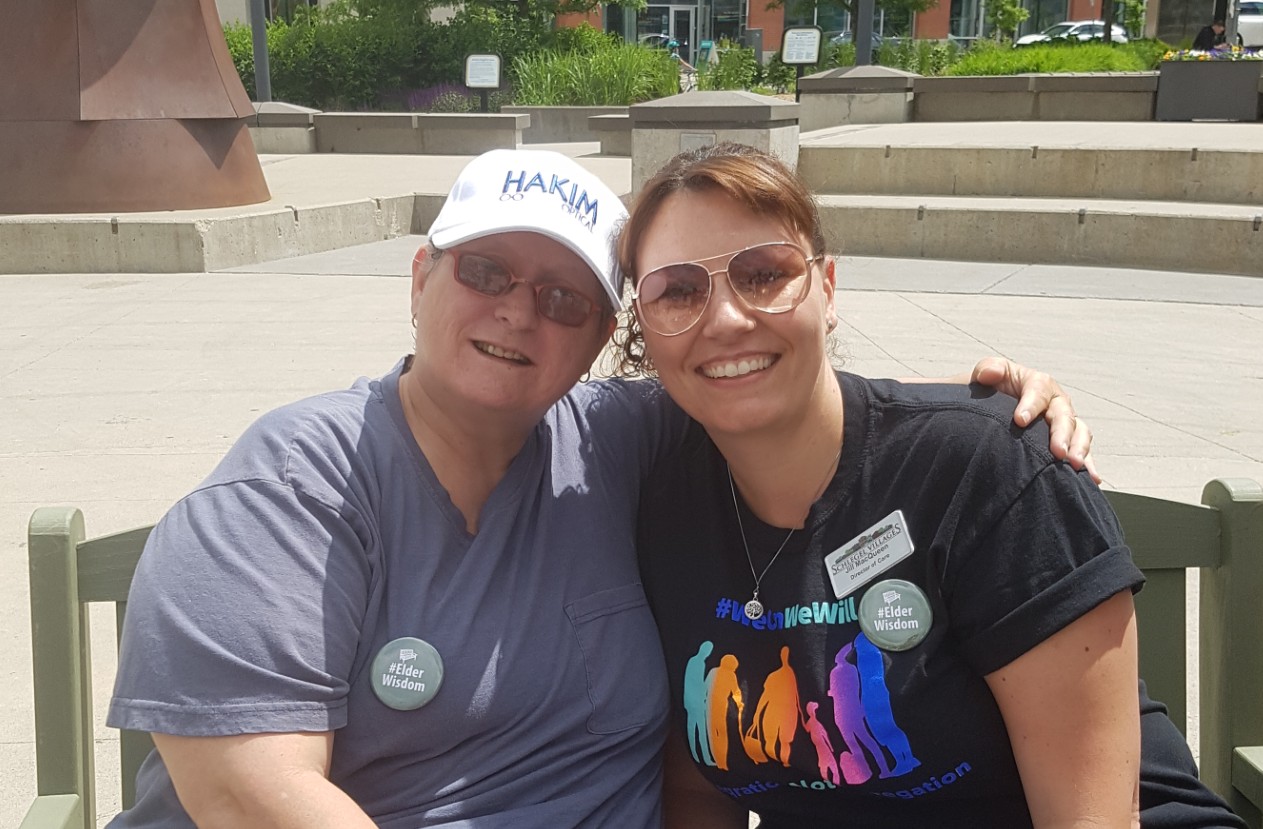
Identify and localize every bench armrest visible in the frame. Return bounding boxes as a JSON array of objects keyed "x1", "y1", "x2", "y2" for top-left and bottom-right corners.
[
  {"x1": 1233, "y1": 746, "x2": 1263, "y2": 815},
  {"x1": 18, "y1": 794, "x2": 84, "y2": 829}
]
